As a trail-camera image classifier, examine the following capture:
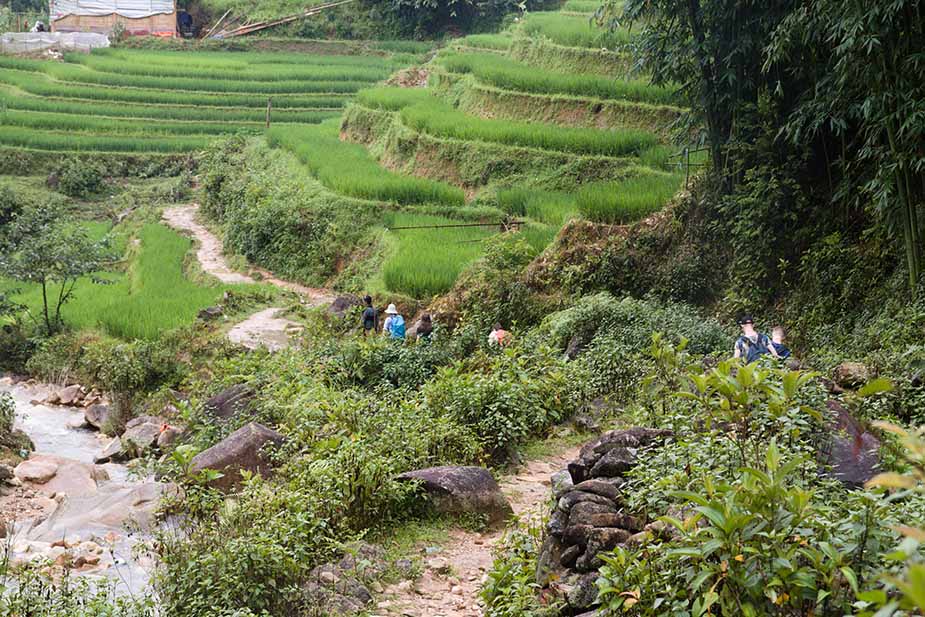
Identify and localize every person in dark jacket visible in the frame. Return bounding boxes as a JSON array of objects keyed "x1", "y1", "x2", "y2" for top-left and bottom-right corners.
[
  {"x1": 733, "y1": 315, "x2": 779, "y2": 363},
  {"x1": 416, "y1": 313, "x2": 434, "y2": 340},
  {"x1": 361, "y1": 295, "x2": 378, "y2": 336}
]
